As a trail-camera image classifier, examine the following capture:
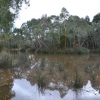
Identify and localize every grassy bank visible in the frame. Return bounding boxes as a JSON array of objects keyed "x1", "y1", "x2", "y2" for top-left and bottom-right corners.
[{"x1": 36, "y1": 47, "x2": 90, "y2": 54}]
